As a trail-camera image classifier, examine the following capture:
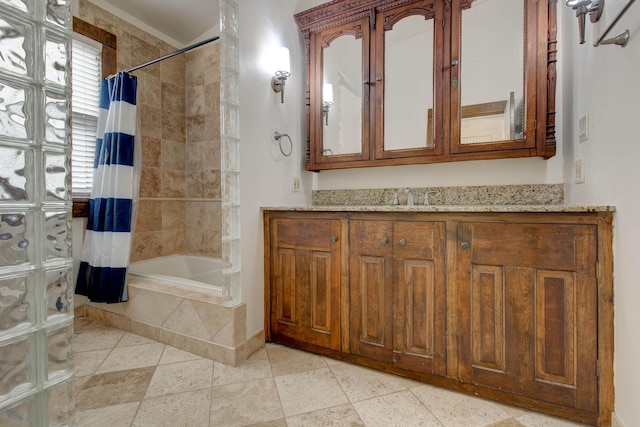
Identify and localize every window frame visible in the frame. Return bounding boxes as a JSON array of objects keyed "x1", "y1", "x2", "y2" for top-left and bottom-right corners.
[{"x1": 71, "y1": 17, "x2": 117, "y2": 217}]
